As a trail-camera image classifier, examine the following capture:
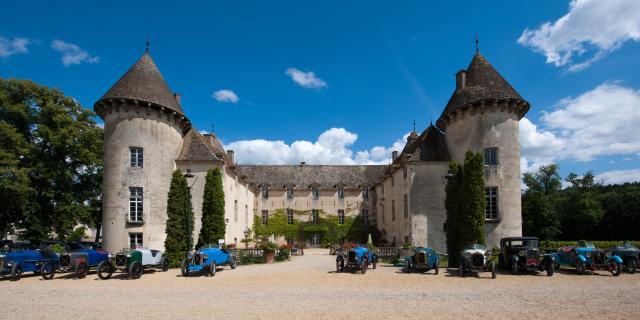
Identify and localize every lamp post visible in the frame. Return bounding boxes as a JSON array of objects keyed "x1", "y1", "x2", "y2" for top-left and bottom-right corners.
[{"x1": 184, "y1": 169, "x2": 198, "y2": 253}]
